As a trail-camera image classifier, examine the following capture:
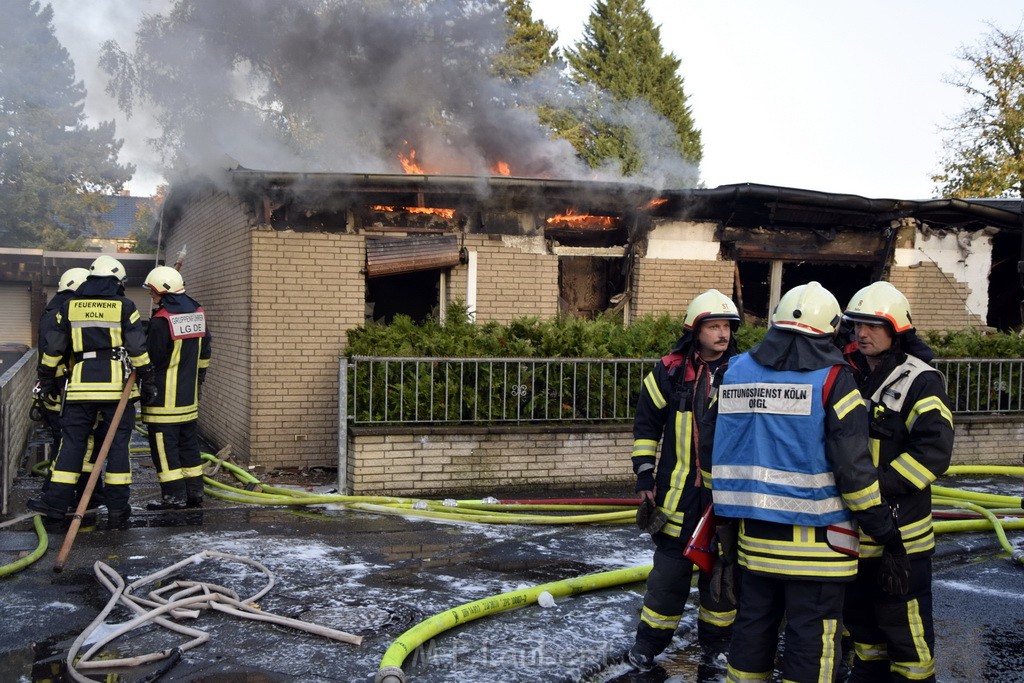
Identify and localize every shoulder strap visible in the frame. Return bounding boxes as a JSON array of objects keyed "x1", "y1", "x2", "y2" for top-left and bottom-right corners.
[{"x1": 822, "y1": 364, "x2": 843, "y2": 407}]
